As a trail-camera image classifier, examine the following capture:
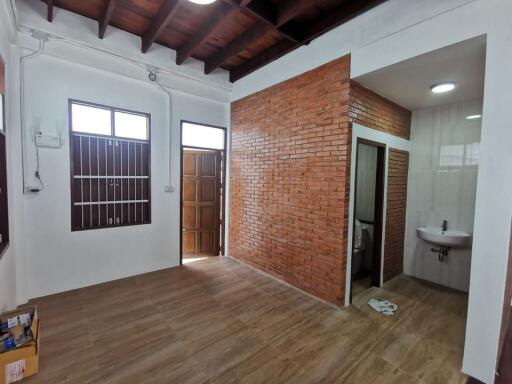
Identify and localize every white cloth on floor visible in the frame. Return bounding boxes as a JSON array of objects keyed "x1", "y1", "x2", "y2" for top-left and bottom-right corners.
[{"x1": 368, "y1": 298, "x2": 398, "y2": 316}]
